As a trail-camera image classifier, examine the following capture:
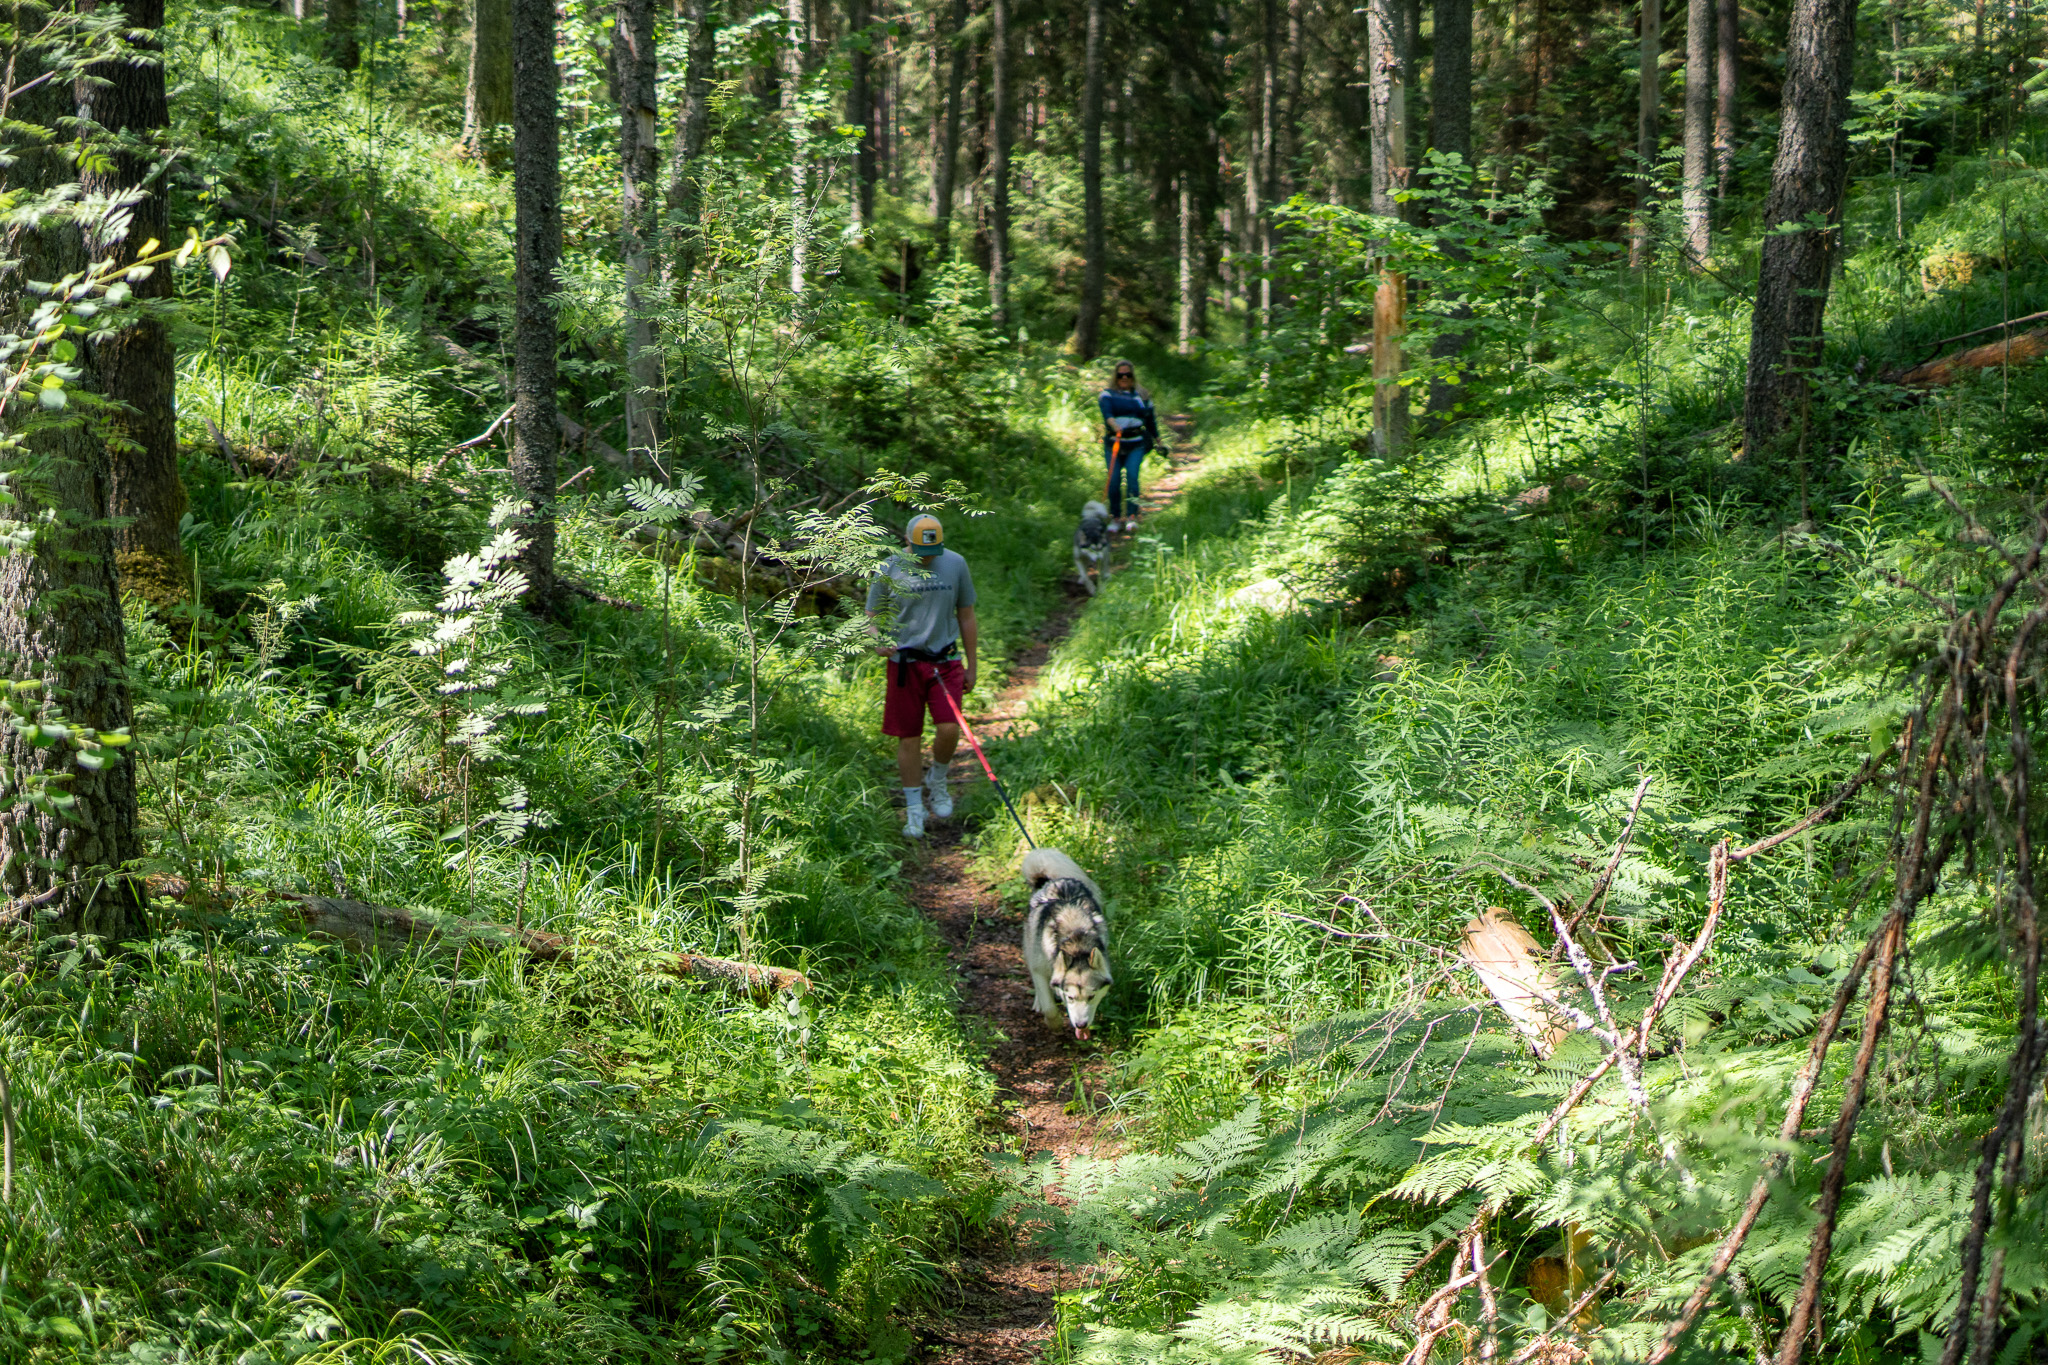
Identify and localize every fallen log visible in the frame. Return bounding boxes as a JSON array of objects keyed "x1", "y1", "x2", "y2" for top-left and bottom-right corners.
[
  {"x1": 1459, "y1": 907, "x2": 1569, "y2": 1057},
  {"x1": 1889, "y1": 326, "x2": 2048, "y2": 388},
  {"x1": 152, "y1": 879, "x2": 809, "y2": 995}
]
